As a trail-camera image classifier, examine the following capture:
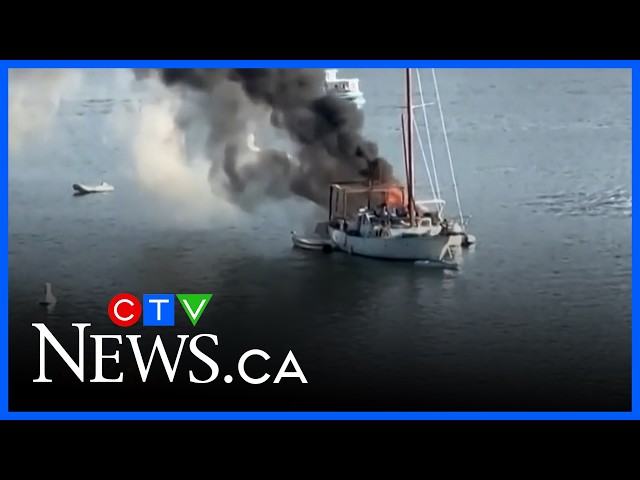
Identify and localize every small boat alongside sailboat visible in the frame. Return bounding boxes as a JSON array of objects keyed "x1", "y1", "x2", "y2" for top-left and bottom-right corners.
[{"x1": 291, "y1": 221, "x2": 334, "y2": 252}]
